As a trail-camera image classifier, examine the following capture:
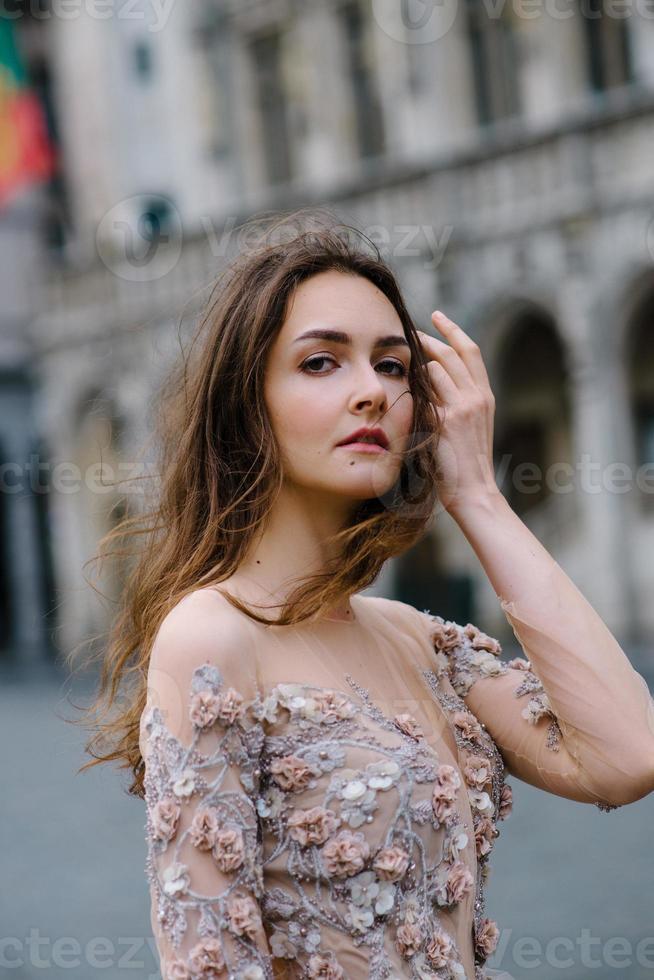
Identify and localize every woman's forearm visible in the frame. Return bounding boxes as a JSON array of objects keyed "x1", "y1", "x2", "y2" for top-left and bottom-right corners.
[{"x1": 447, "y1": 489, "x2": 654, "y2": 797}]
